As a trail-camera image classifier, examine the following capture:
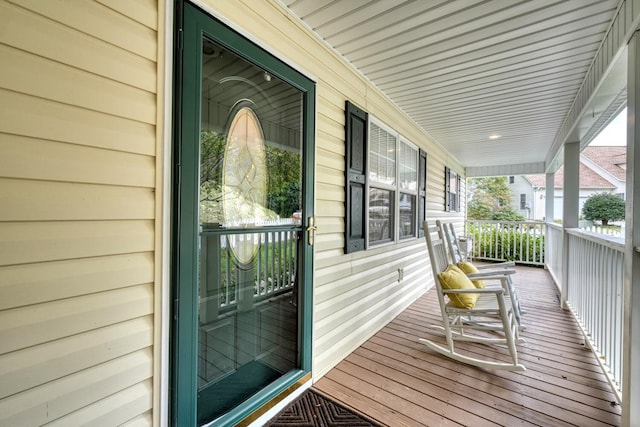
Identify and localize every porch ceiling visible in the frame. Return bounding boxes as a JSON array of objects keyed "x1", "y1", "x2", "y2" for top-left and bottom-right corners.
[{"x1": 282, "y1": 0, "x2": 629, "y2": 174}]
